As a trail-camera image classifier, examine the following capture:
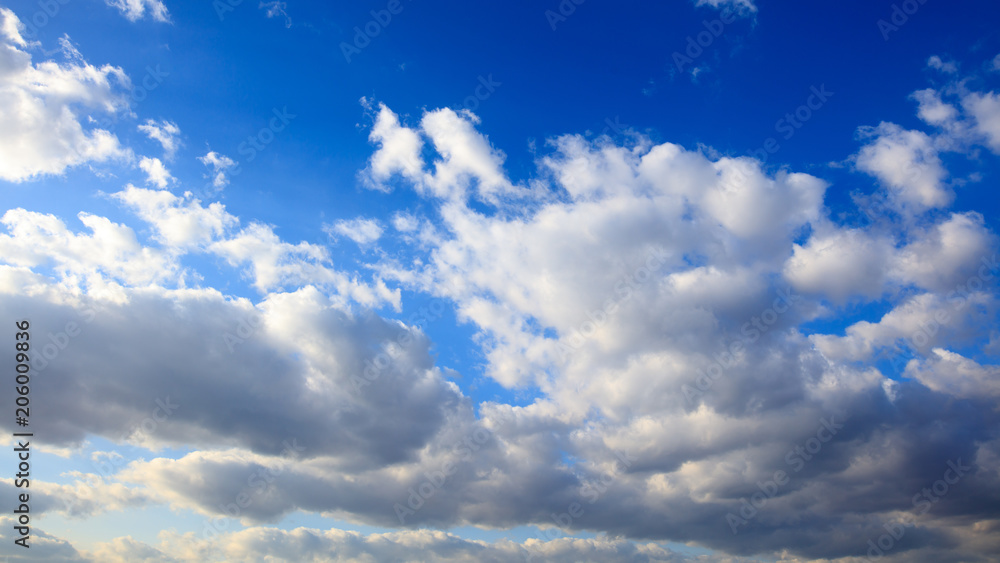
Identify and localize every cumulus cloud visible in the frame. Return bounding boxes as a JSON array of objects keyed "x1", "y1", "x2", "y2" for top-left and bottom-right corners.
[
  {"x1": 112, "y1": 185, "x2": 237, "y2": 249},
  {"x1": 3, "y1": 49, "x2": 1000, "y2": 563},
  {"x1": 0, "y1": 9, "x2": 131, "y2": 183},
  {"x1": 362, "y1": 102, "x2": 531, "y2": 203},
  {"x1": 139, "y1": 156, "x2": 174, "y2": 188},
  {"x1": 854, "y1": 122, "x2": 952, "y2": 212}
]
